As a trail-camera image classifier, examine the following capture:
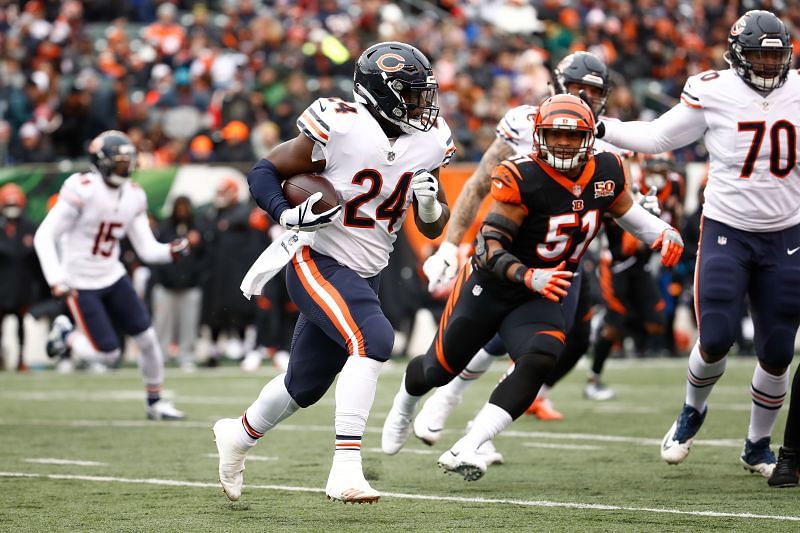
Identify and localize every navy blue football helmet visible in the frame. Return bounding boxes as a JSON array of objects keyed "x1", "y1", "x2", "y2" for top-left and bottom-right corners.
[
  {"x1": 88, "y1": 130, "x2": 137, "y2": 187},
  {"x1": 353, "y1": 42, "x2": 439, "y2": 134},
  {"x1": 727, "y1": 10, "x2": 792, "y2": 91},
  {"x1": 553, "y1": 51, "x2": 610, "y2": 118}
]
